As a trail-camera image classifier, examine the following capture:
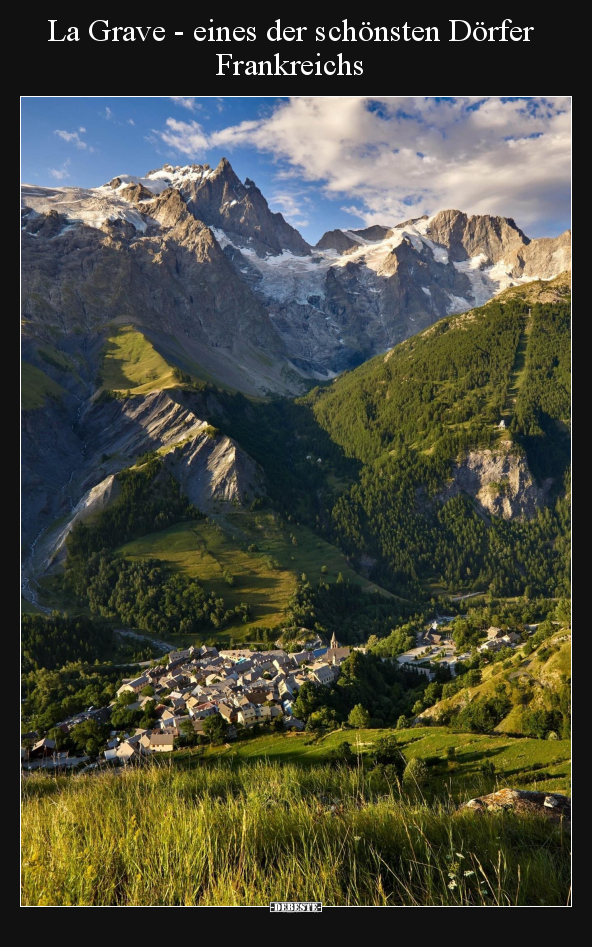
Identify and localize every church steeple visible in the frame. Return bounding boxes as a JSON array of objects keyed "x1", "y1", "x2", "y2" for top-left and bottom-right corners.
[{"x1": 330, "y1": 631, "x2": 339, "y2": 650}]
